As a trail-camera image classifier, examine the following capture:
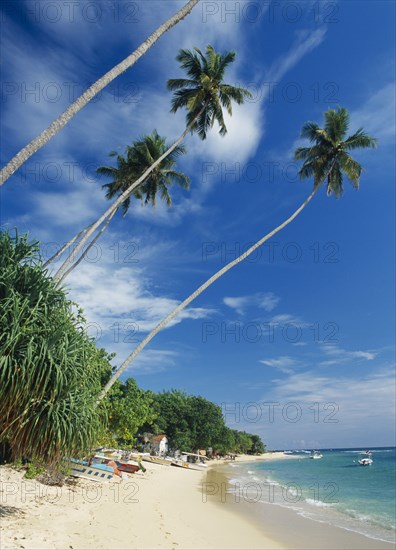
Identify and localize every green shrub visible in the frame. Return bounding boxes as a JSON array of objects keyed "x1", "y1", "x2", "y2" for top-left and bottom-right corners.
[{"x1": 0, "y1": 230, "x2": 106, "y2": 465}]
